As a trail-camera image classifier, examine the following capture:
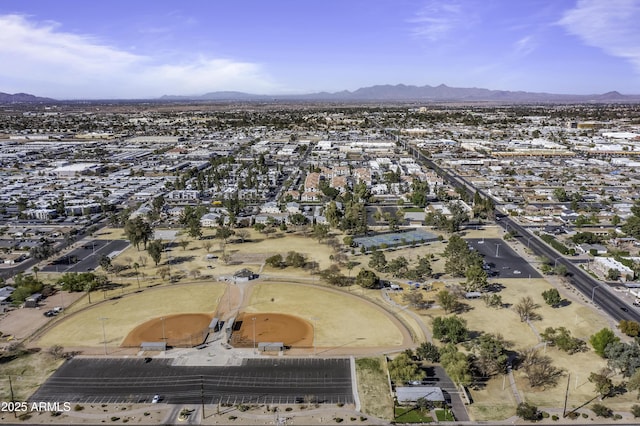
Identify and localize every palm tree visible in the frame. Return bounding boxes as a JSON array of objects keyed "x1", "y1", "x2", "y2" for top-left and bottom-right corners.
[
  {"x1": 133, "y1": 262, "x2": 140, "y2": 289},
  {"x1": 32, "y1": 266, "x2": 39, "y2": 281}
]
